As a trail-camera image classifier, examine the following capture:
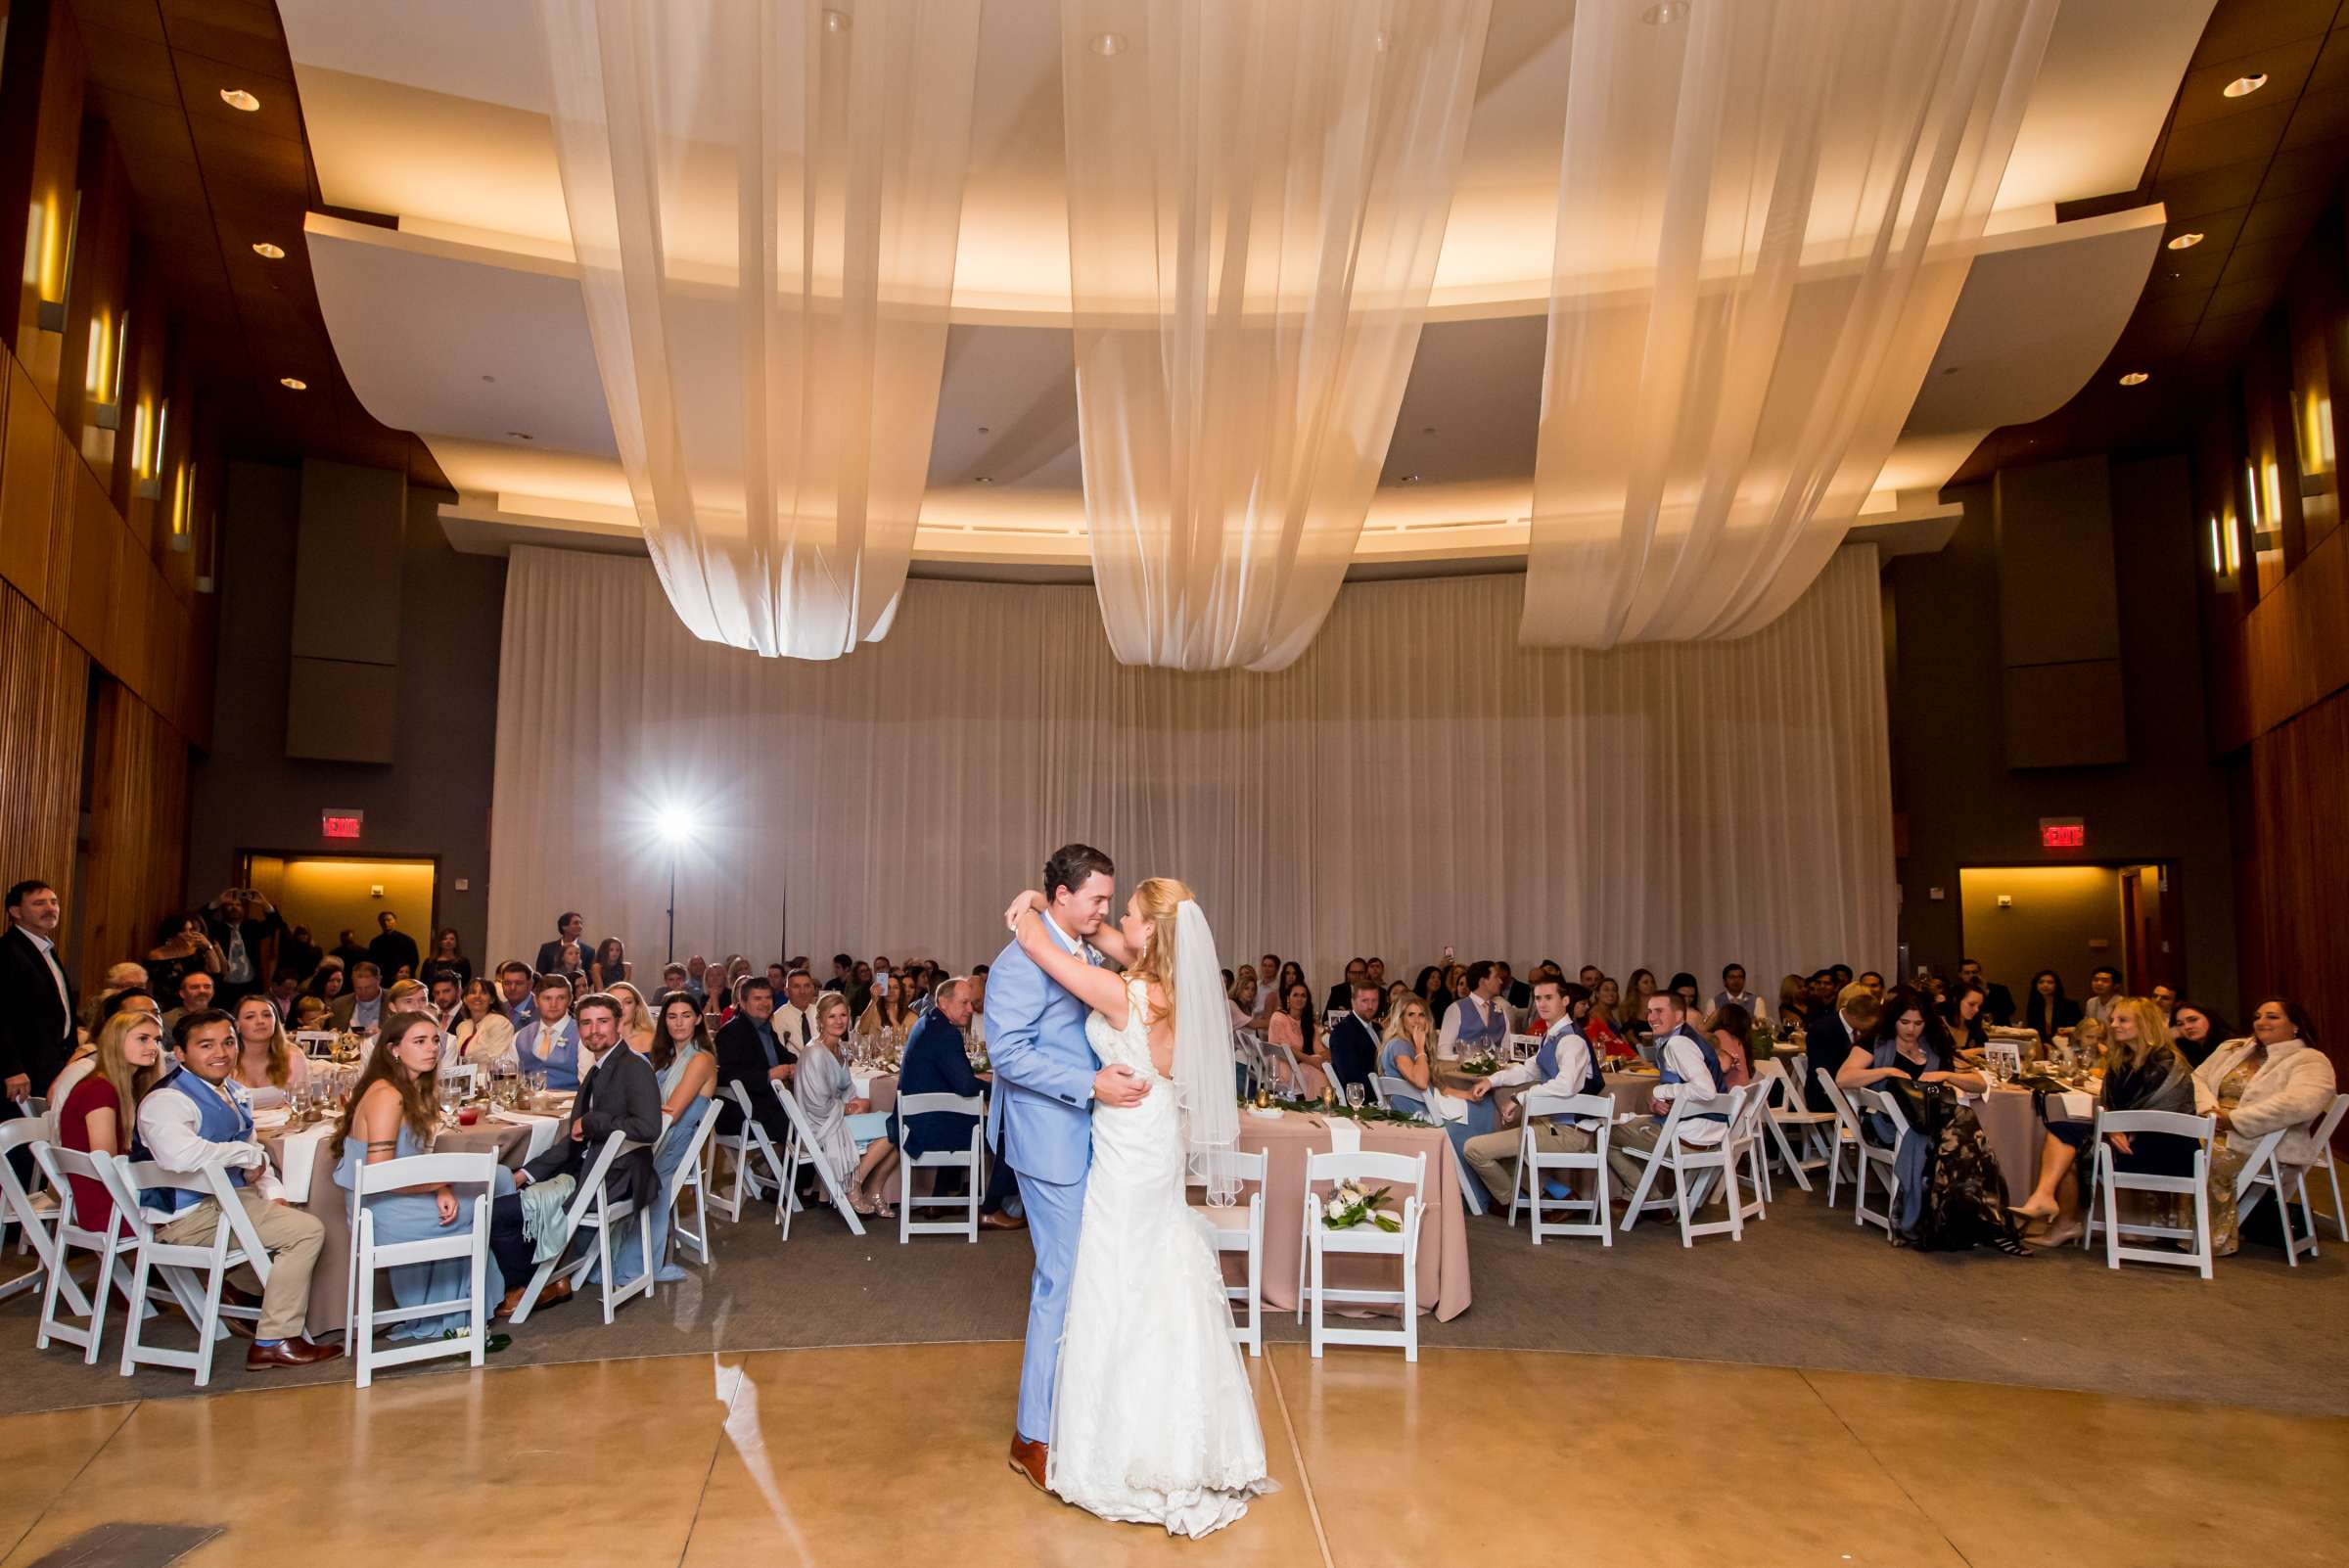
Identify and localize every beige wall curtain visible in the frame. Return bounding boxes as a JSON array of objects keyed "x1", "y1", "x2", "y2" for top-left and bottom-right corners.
[
  {"x1": 1059, "y1": 0, "x2": 1490, "y2": 671},
  {"x1": 488, "y1": 545, "x2": 1894, "y2": 992},
  {"x1": 535, "y1": 0, "x2": 981, "y2": 658},
  {"x1": 1522, "y1": 0, "x2": 2053, "y2": 650}
]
